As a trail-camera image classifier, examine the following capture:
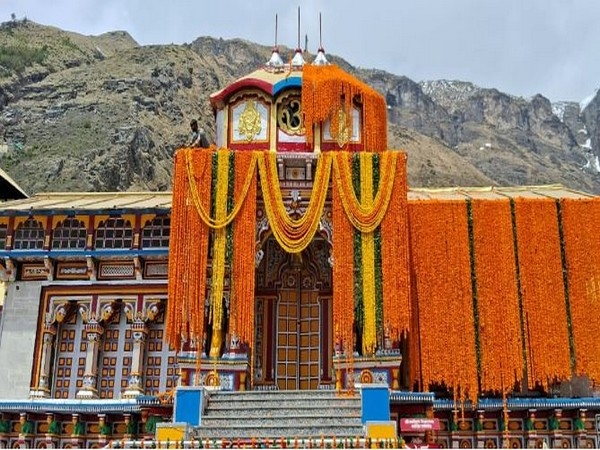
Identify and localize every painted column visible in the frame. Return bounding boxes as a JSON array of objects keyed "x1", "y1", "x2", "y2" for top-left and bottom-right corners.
[
  {"x1": 123, "y1": 319, "x2": 148, "y2": 398},
  {"x1": 30, "y1": 324, "x2": 56, "y2": 398},
  {"x1": 76, "y1": 319, "x2": 104, "y2": 399}
]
